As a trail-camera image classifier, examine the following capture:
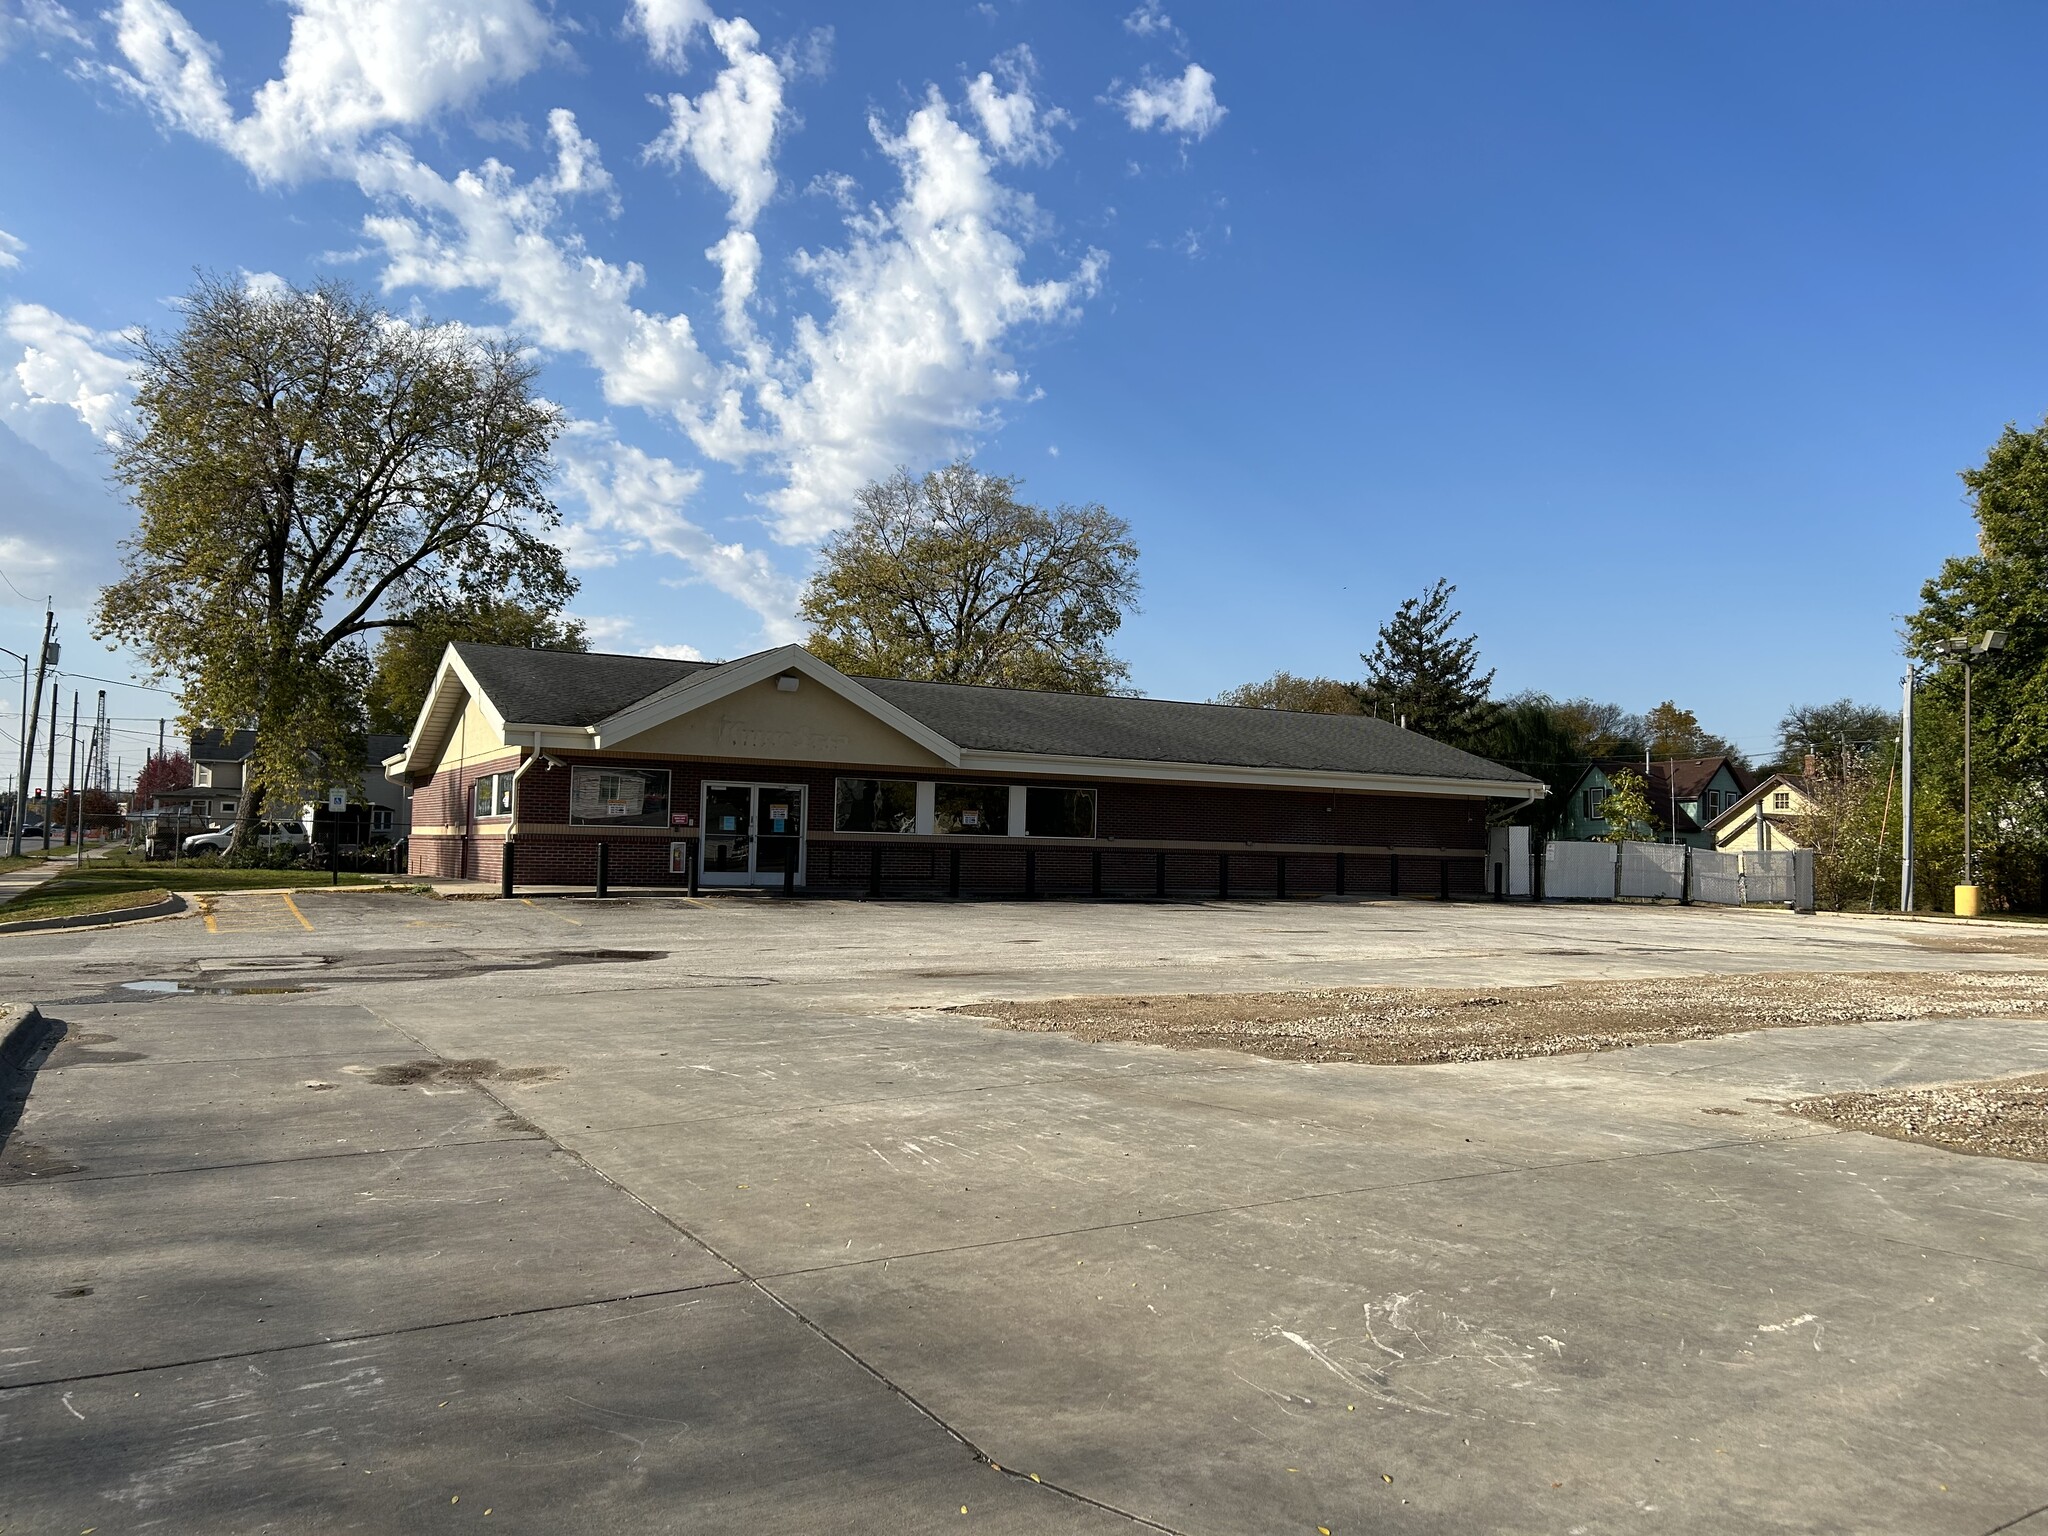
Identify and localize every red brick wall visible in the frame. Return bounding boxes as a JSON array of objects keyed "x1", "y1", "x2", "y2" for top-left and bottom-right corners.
[
  {"x1": 407, "y1": 749, "x2": 521, "y2": 881},
  {"x1": 408, "y1": 754, "x2": 1491, "y2": 895}
]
